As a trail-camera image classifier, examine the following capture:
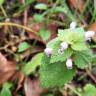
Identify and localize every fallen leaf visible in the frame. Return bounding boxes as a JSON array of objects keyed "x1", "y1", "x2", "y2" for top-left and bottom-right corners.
[
  {"x1": 11, "y1": 71, "x2": 25, "y2": 95},
  {"x1": 0, "y1": 53, "x2": 16, "y2": 84},
  {"x1": 89, "y1": 22, "x2": 96, "y2": 32},
  {"x1": 24, "y1": 78, "x2": 42, "y2": 96},
  {"x1": 68, "y1": 0, "x2": 84, "y2": 13},
  {"x1": 47, "y1": 22, "x2": 57, "y2": 41},
  {"x1": 88, "y1": 22, "x2": 96, "y2": 42}
]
